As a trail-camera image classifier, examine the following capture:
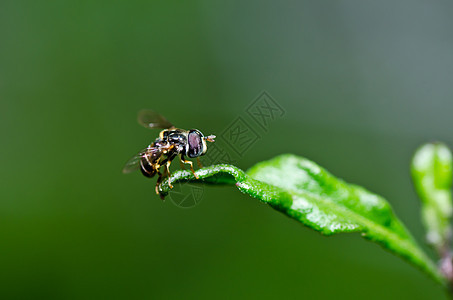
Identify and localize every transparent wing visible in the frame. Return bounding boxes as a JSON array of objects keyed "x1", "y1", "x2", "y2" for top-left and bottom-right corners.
[
  {"x1": 137, "y1": 109, "x2": 173, "y2": 129},
  {"x1": 122, "y1": 148, "x2": 147, "y2": 174}
]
